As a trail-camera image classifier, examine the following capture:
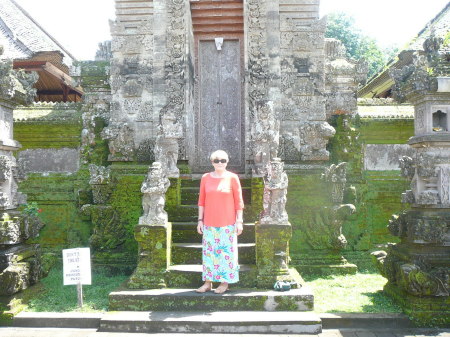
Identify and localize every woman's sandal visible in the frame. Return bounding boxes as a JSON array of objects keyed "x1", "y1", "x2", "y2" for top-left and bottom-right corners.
[
  {"x1": 213, "y1": 283, "x2": 229, "y2": 294},
  {"x1": 195, "y1": 283, "x2": 212, "y2": 293}
]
